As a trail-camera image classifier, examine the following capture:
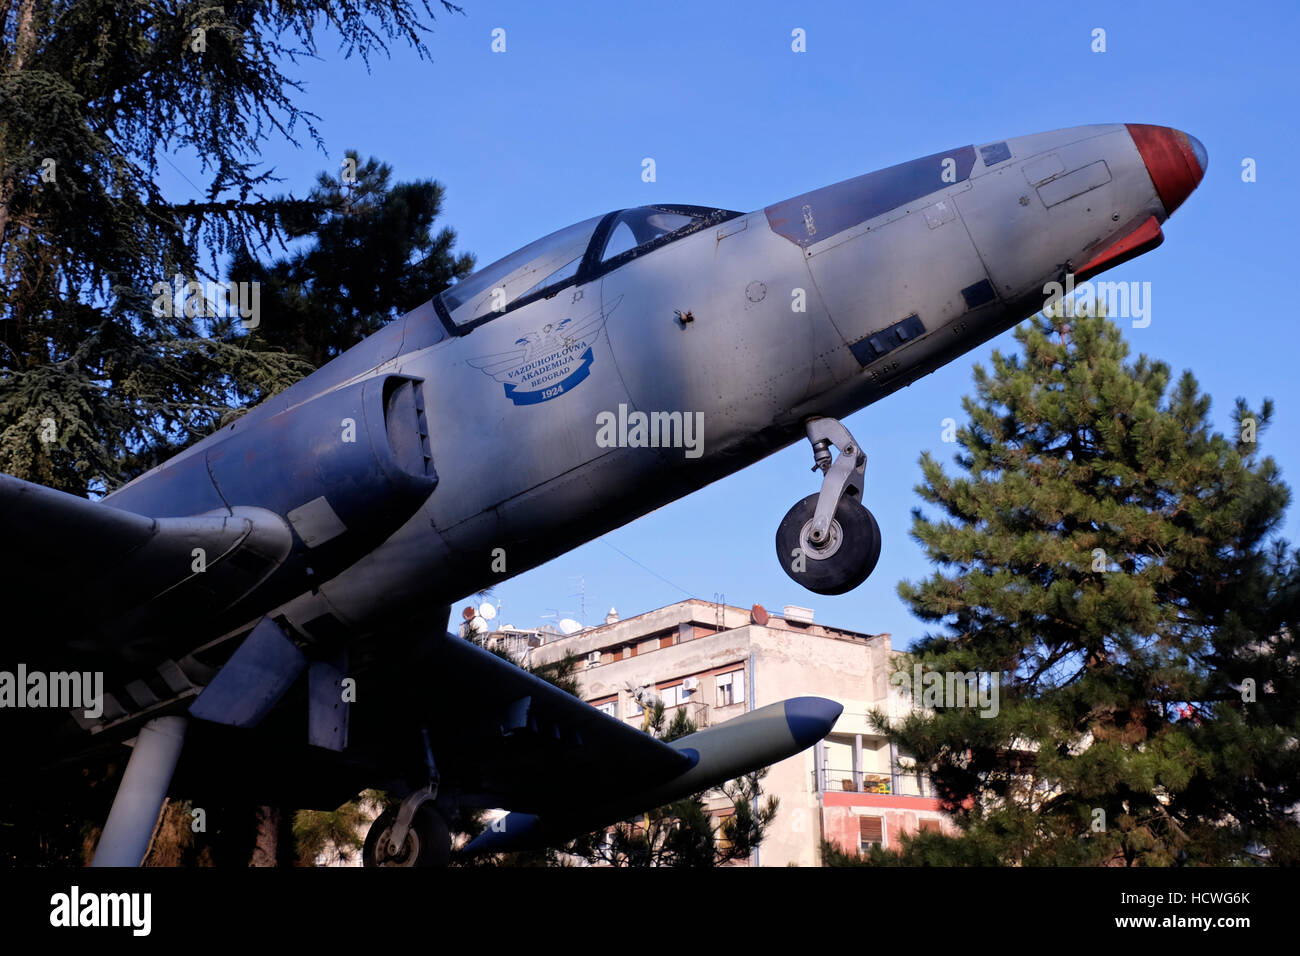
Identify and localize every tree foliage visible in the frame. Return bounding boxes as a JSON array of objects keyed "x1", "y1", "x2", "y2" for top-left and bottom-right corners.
[
  {"x1": 293, "y1": 790, "x2": 386, "y2": 866},
  {"x1": 869, "y1": 306, "x2": 1300, "y2": 866},
  {"x1": 232, "y1": 151, "x2": 473, "y2": 370},
  {"x1": 0, "y1": 0, "x2": 460, "y2": 492}
]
